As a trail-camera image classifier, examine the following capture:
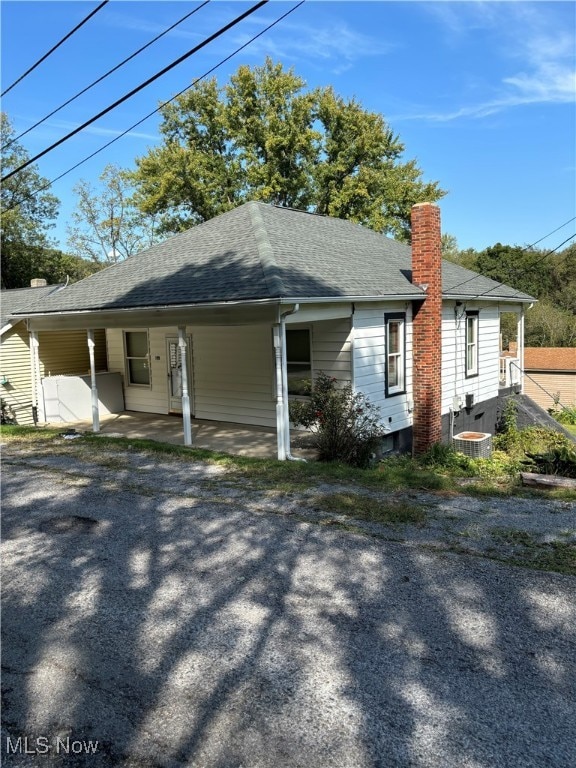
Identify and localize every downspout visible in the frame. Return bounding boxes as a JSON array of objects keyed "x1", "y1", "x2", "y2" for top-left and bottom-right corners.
[
  {"x1": 518, "y1": 307, "x2": 525, "y2": 393},
  {"x1": 30, "y1": 329, "x2": 41, "y2": 424},
  {"x1": 276, "y1": 303, "x2": 307, "y2": 462},
  {"x1": 451, "y1": 302, "x2": 463, "y2": 442}
]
